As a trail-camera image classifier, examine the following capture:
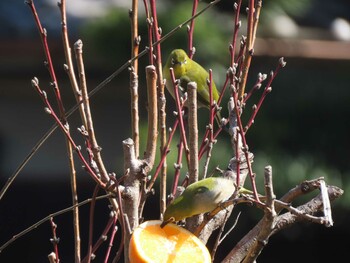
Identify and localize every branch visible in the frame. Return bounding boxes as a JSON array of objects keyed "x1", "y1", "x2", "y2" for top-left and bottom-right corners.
[
  {"x1": 85, "y1": 185, "x2": 100, "y2": 263},
  {"x1": 129, "y1": 0, "x2": 140, "y2": 158},
  {"x1": 272, "y1": 185, "x2": 342, "y2": 234},
  {"x1": 243, "y1": 166, "x2": 276, "y2": 263},
  {"x1": 144, "y1": 65, "x2": 158, "y2": 167},
  {"x1": 230, "y1": 0, "x2": 242, "y2": 67},
  {"x1": 244, "y1": 58, "x2": 286, "y2": 133},
  {"x1": 31, "y1": 78, "x2": 106, "y2": 187},
  {"x1": 185, "y1": 82, "x2": 201, "y2": 231},
  {"x1": 239, "y1": 0, "x2": 257, "y2": 98},
  {"x1": 49, "y1": 218, "x2": 60, "y2": 263},
  {"x1": 81, "y1": 213, "x2": 116, "y2": 263},
  {"x1": 187, "y1": 82, "x2": 199, "y2": 185},
  {"x1": 170, "y1": 68, "x2": 190, "y2": 166},
  {"x1": 75, "y1": 40, "x2": 110, "y2": 184},
  {"x1": 188, "y1": 0, "x2": 199, "y2": 58},
  {"x1": 121, "y1": 138, "x2": 144, "y2": 263},
  {"x1": 58, "y1": 0, "x2": 85, "y2": 126},
  {"x1": 222, "y1": 178, "x2": 344, "y2": 263},
  {"x1": 148, "y1": 0, "x2": 168, "y2": 216}
]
